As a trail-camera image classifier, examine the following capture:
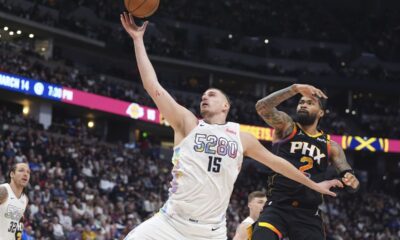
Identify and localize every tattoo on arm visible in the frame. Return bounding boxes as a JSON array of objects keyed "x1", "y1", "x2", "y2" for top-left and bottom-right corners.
[
  {"x1": 255, "y1": 86, "x2": 297, "y2": 137},
  {"x1": 0, "y1": 186, "x2": 8, "y2": 204},
  {"x1": 330, "y1": 141, "x2": 352, "y2": 173}
]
